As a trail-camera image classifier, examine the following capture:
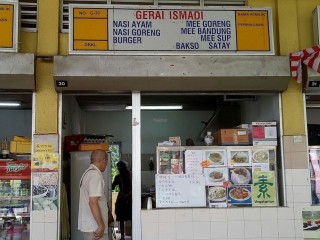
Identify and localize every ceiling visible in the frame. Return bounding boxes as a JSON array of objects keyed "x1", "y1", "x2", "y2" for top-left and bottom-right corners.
[{"x1": 0, "y1": 93, "x2": 33, "y2": 110}]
